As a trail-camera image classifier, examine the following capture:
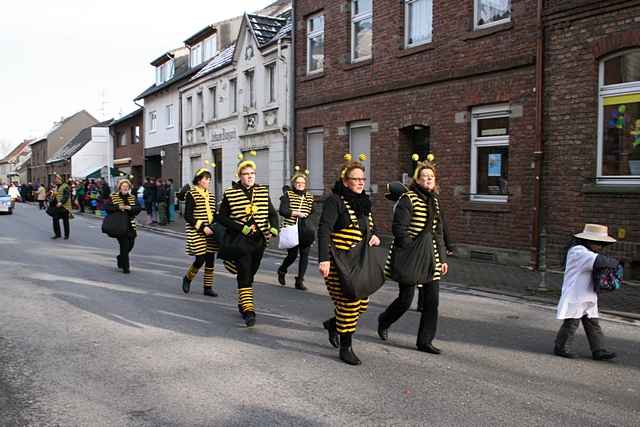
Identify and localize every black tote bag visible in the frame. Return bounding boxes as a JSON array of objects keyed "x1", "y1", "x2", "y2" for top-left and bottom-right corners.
[
  {"x1": 101, "y1": 211, "x2": 129, "y2": 238},
  {"x1": 330, "y1": 234, "x2": 388, "y2": 300},
  {"x1": 217, "y1": 226, "x2": 259, "y2": 261},
  {"x1": 390, "y1": 230, "x2": 434, "y2": 286}
]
